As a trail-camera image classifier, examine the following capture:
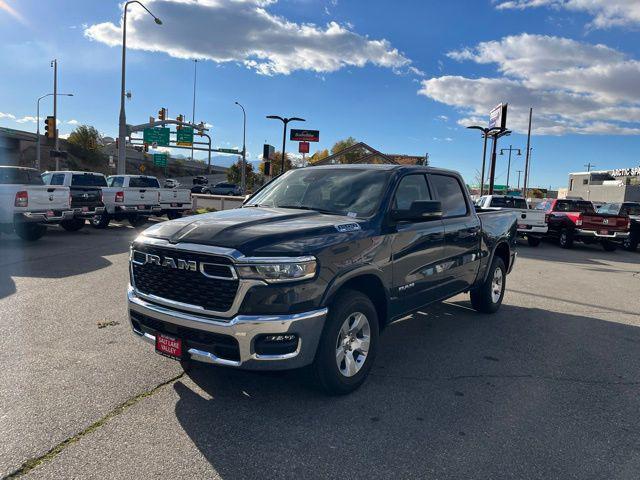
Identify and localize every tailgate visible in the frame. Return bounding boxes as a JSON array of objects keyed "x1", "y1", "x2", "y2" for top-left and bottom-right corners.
[
  {"x1": 161, "y1": 189, "x2": 191, "y2": 204},
  {"x1": 582, "y1": 214, "x2": 628, "y2": 231},
  {"x1": 515, "y1": 209, "x2": 546, "y2": 227},
  {"x1": 27, "y1": 186, "x2": 70, "y2": 210},
  {"x1": 70, "y1": 187, "x2": 102, "y2": 208},
  {"x1": 125, "y1": 188, "x2": 158, "y2": 205}
]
